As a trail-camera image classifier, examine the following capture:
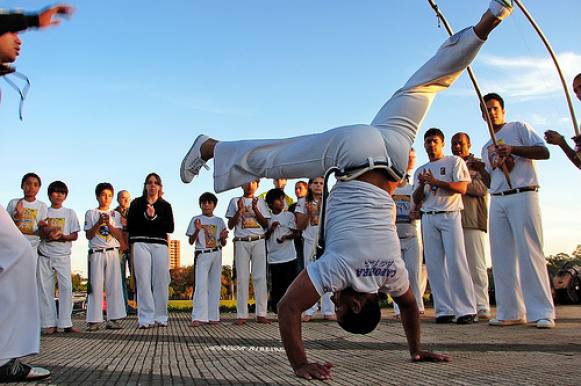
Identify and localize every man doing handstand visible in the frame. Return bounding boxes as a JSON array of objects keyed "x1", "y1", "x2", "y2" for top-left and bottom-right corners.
[{"x1": 180, "y1": 1, "x2": 512, "y2": 380}]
